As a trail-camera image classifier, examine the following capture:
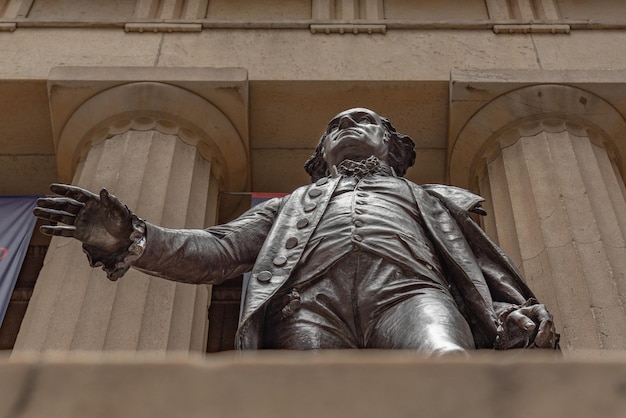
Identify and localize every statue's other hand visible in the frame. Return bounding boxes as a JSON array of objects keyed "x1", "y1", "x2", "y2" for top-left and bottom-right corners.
[
  {"x1": 34, "y1": 183, "x2": 133, "y2": 254},
  {"x1": 497, "y1": 302, "x2": 559, "y2": 349}
]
